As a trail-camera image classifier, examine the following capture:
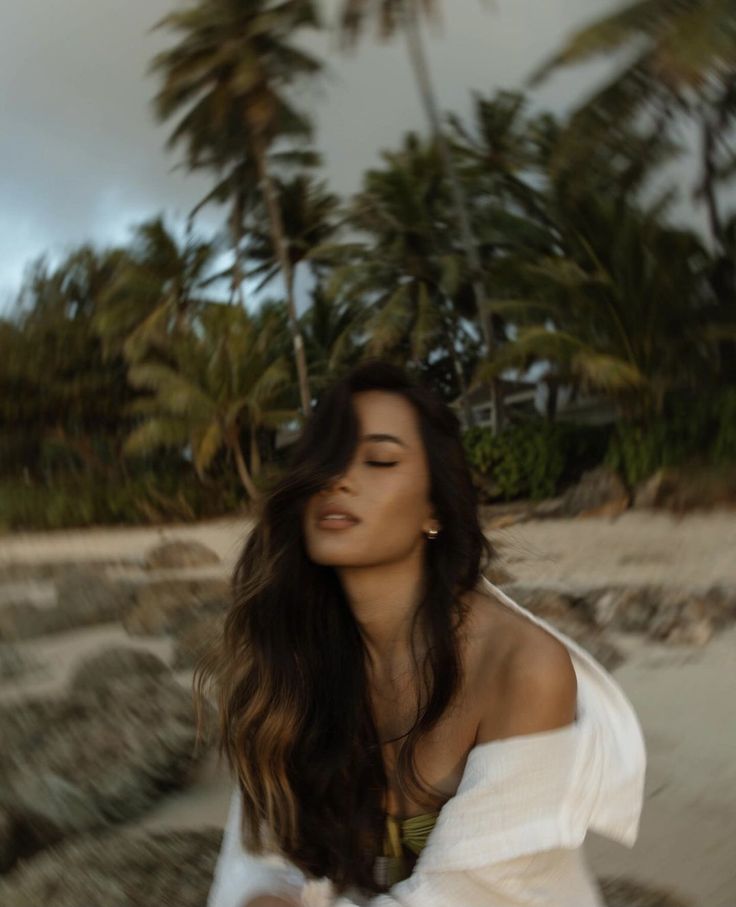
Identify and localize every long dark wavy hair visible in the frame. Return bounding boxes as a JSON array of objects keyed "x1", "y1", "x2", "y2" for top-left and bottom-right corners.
[{"x1": 194, "y1": 359, "x2": 494, "y2": 895}]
